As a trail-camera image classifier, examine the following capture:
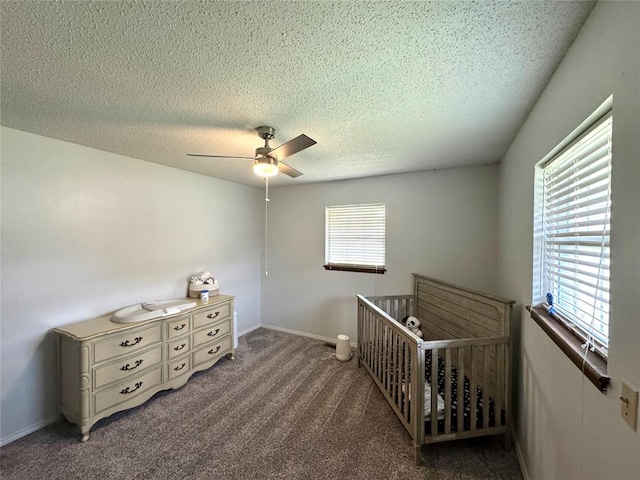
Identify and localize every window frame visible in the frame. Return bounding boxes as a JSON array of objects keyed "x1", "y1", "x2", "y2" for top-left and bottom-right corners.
[
  {"x1": 530, "y1": 100, "x2": 612, "y2": 393},
  {"x1": 324, "y1": 203, "x2": 386, "y2": 274}
]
